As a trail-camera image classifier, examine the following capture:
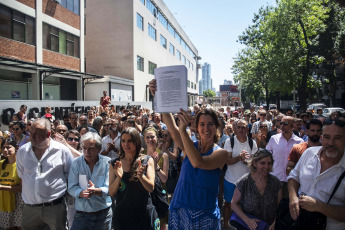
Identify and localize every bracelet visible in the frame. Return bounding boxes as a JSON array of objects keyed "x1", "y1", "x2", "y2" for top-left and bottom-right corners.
[{"x1": 155, "y1": 166, "x2": 161, "y2": 172}]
